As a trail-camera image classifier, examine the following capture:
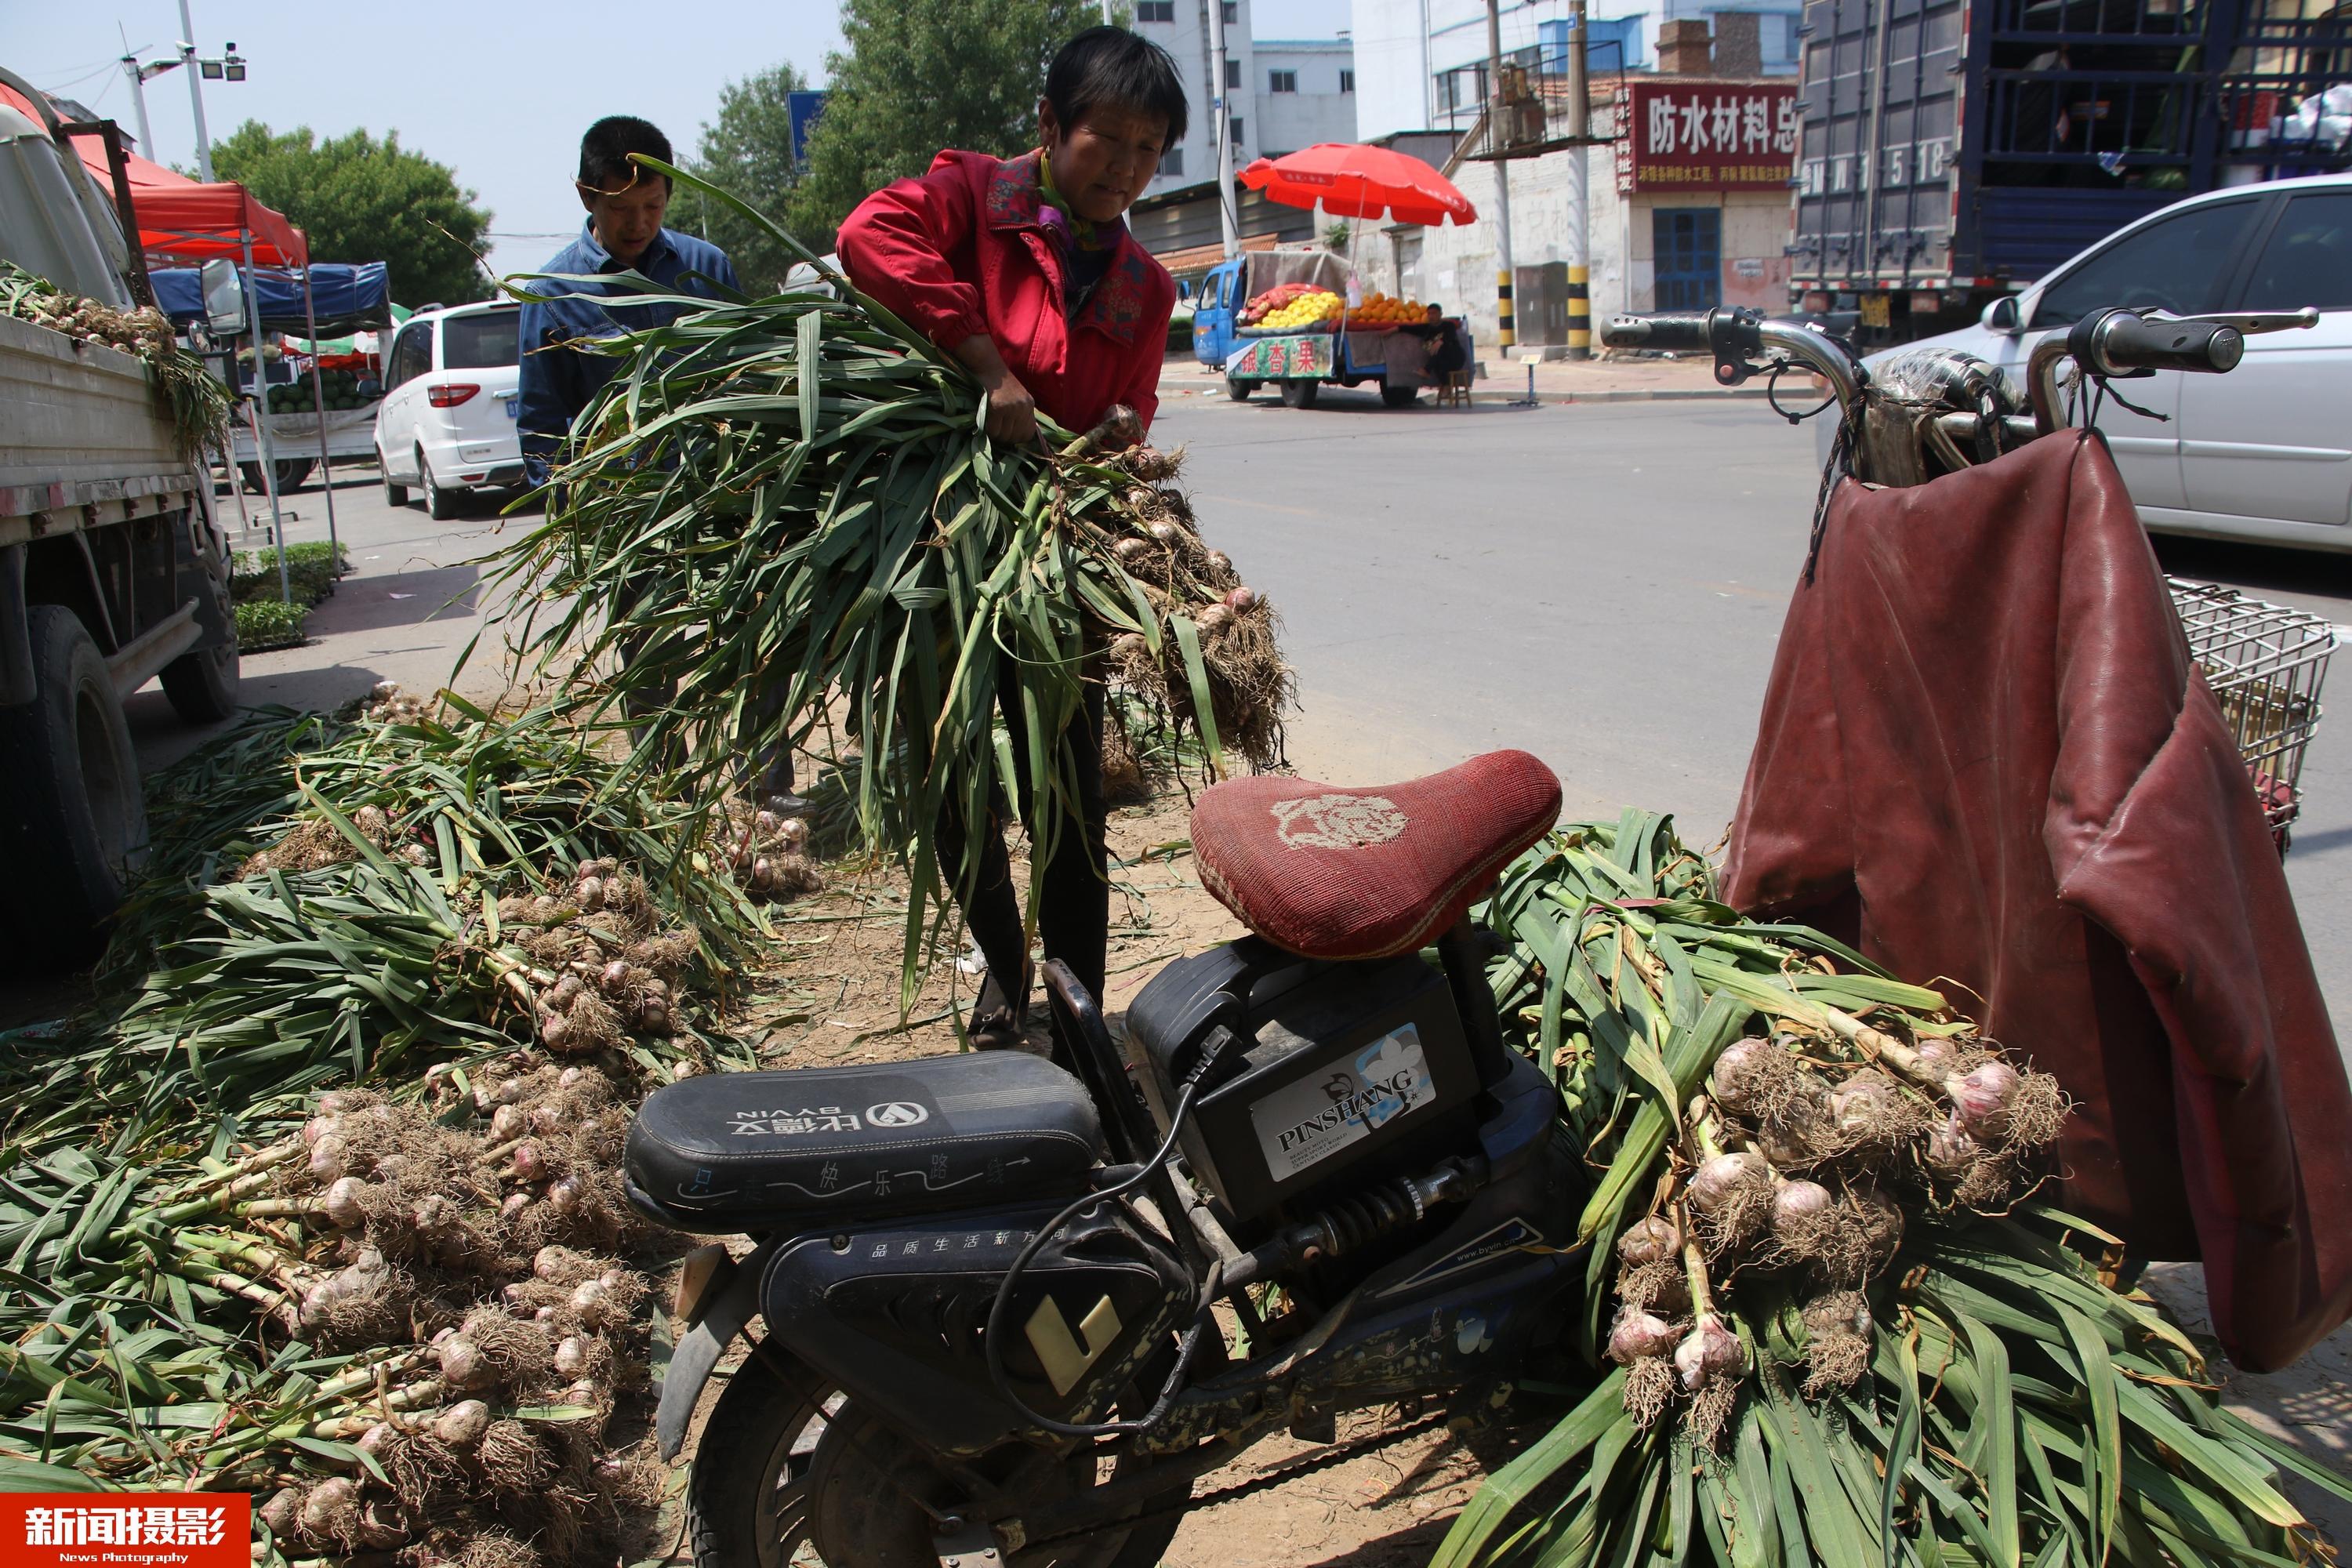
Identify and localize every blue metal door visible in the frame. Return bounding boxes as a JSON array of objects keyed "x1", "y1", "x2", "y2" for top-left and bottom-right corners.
[
  {"x1": 1195, "y1": 260, "x2": 1241, "y2": 365},
  {"x1": 1652, "y1": 209, "x2": 1722, "y2": 310}
]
